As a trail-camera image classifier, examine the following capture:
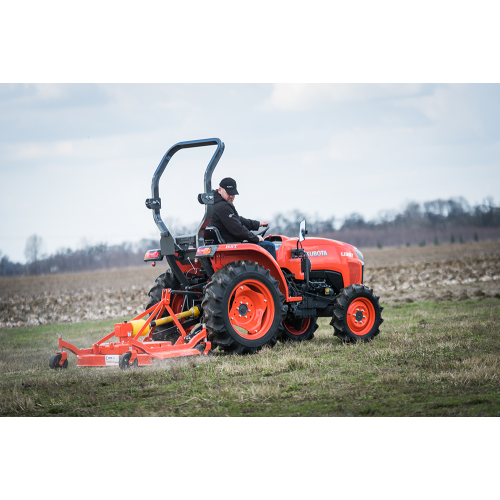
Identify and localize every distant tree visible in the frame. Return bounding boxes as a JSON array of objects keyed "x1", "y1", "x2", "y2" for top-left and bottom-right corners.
[
  {"x1": 341, "y1": 213, "x2": 368, "y2": 230},
  {"x1": 450, "y1": 234, "x2": 455, "y2": 244},
  {"x1": 474, "y1": 232, "x2": 479, "y2": 242},
  {"x1": 434, "y1": 235, "x2": 439, "y2": 246},
  {"x1": 24, "y1": 234, "x2": 44, "y2": 274}
]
